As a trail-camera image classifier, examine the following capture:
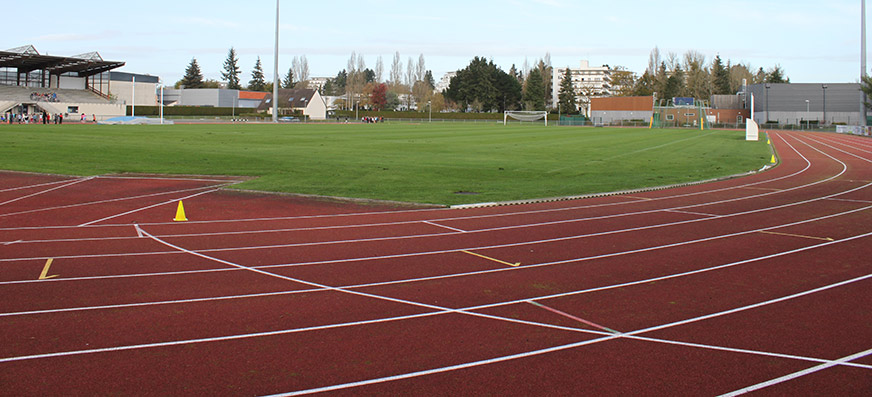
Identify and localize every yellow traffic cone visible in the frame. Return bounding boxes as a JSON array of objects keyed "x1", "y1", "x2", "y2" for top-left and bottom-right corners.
[
  {"x1": 173, "y1": 200, "x2": 188, "y2": 222},
  {"x1": 770, "y1": 154, "x2": 777, "y2": 164}
]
